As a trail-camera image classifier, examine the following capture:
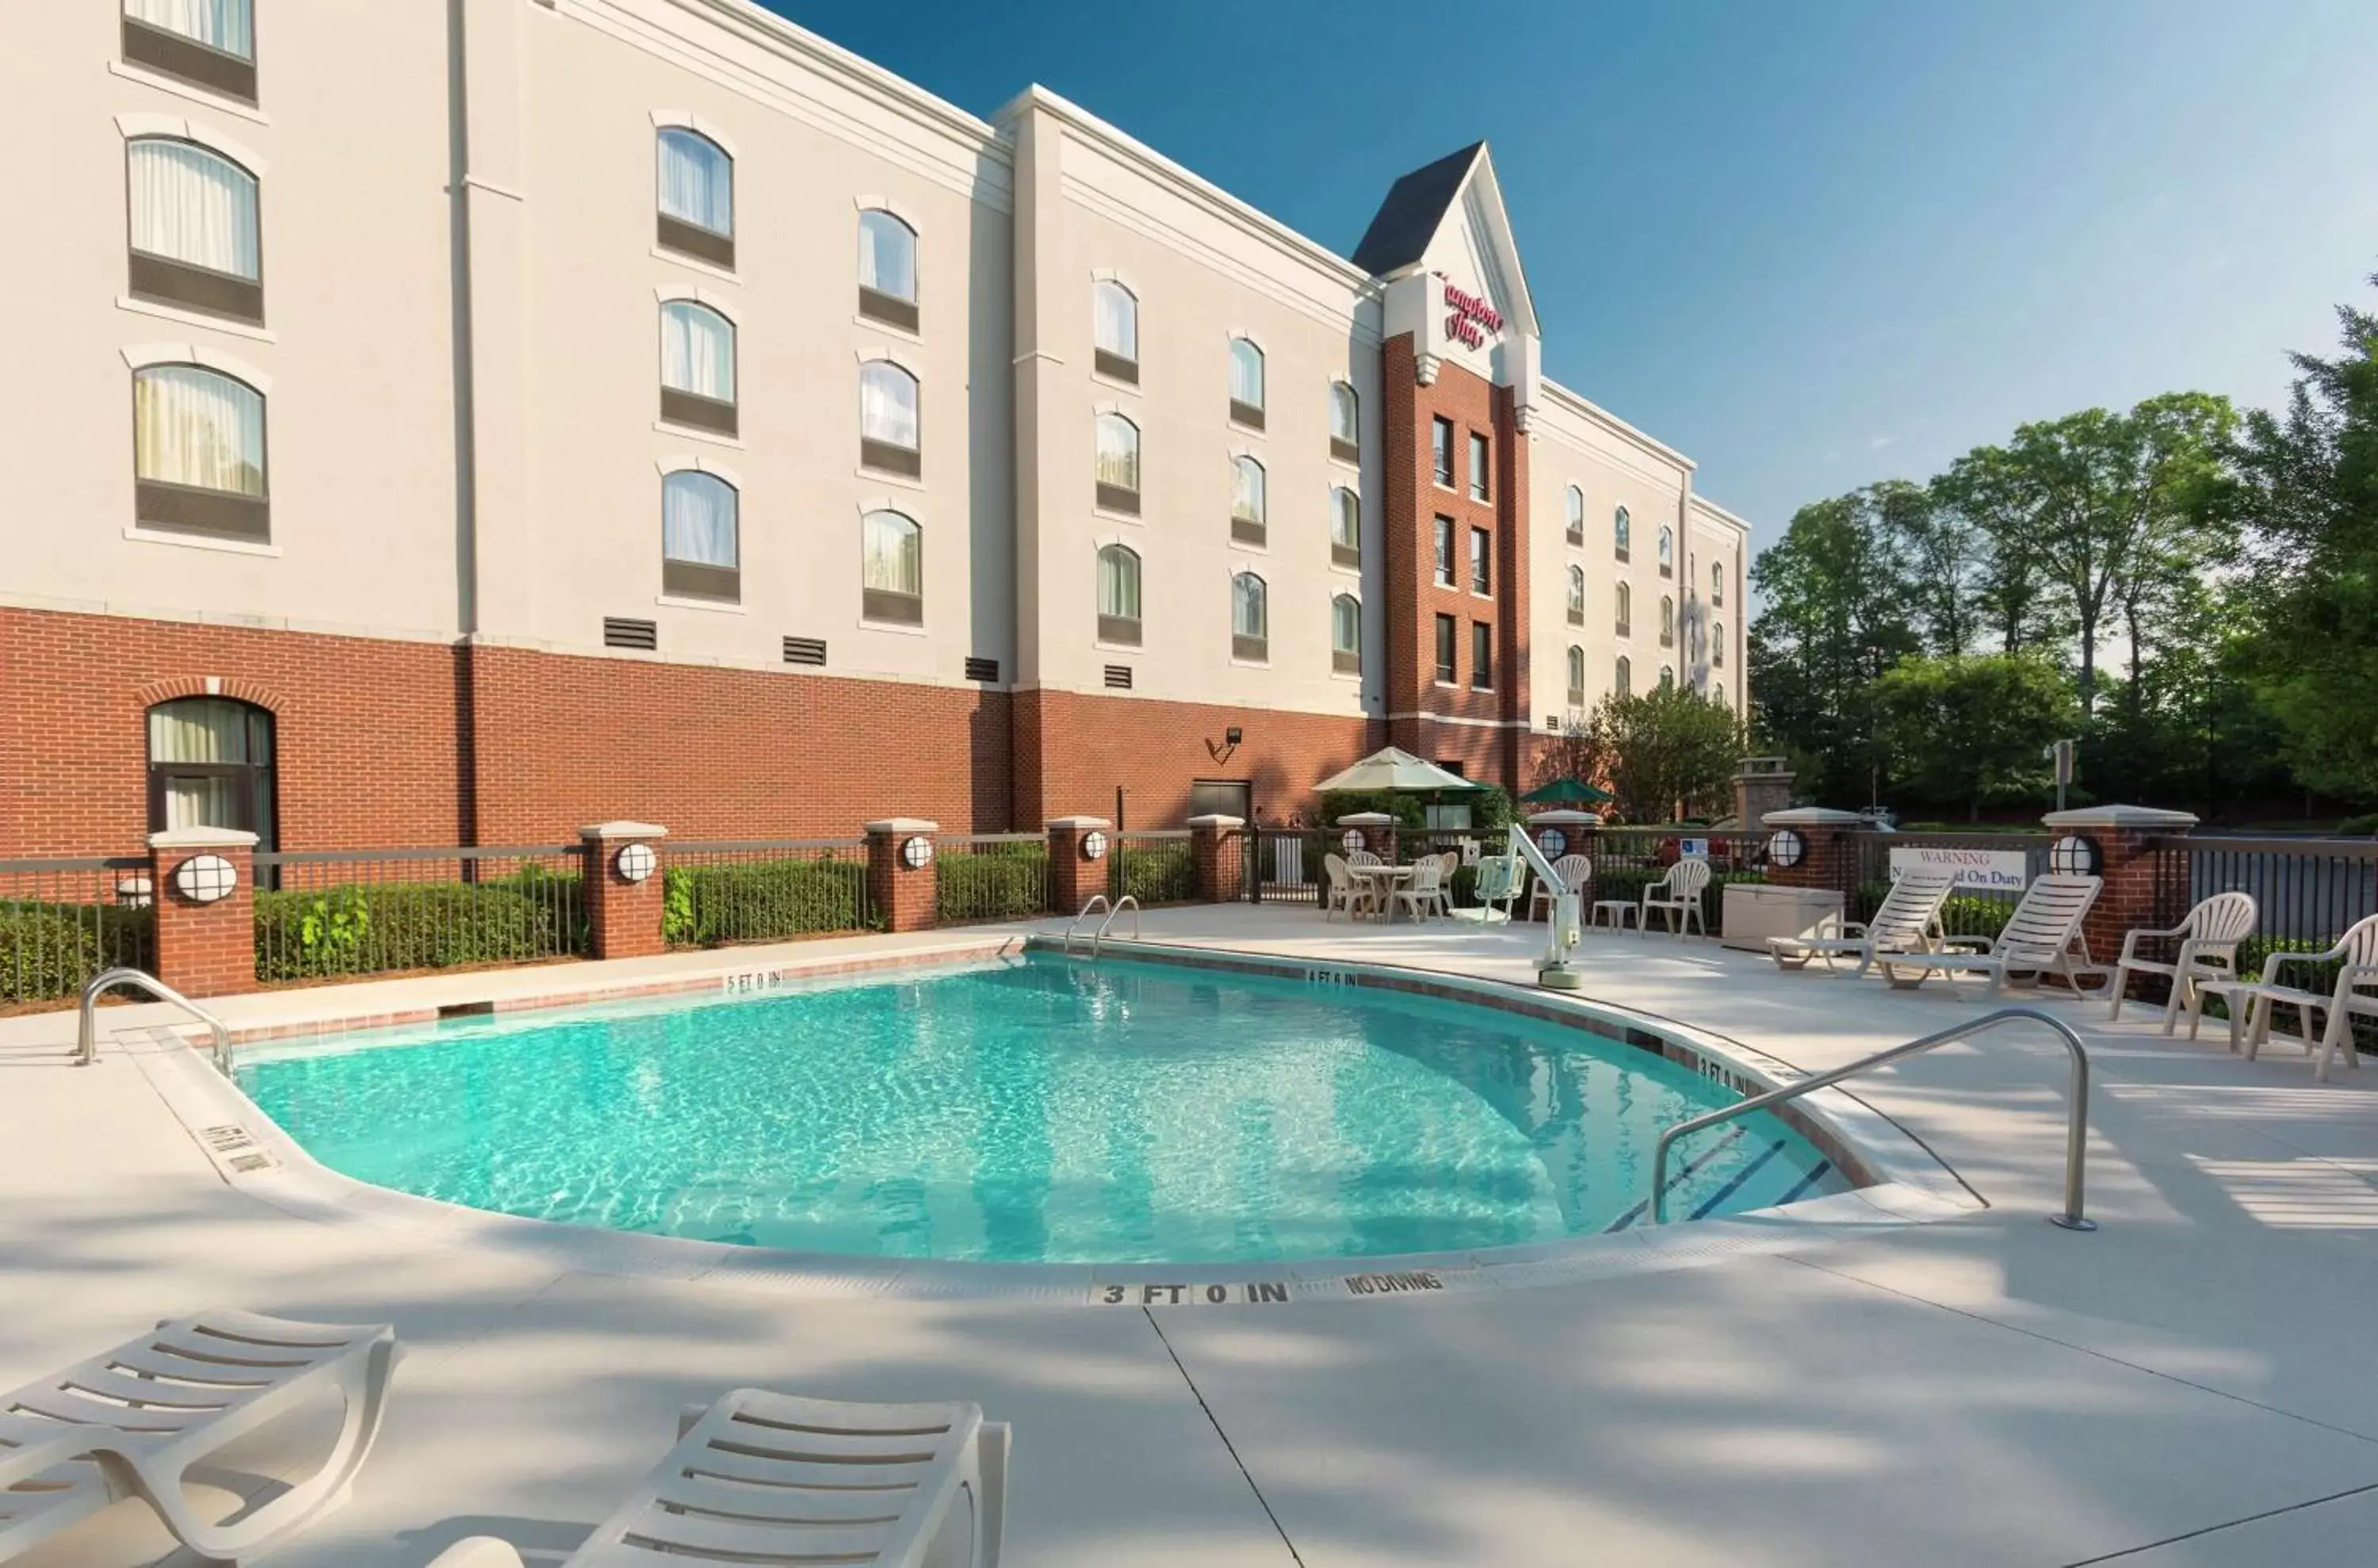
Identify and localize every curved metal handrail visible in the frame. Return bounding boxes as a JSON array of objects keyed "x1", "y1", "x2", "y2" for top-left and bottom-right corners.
[
  {"x1": 78, "y1": 967, "x2": 234, "y2": 1075},
  {"x1": 1063, "y1": 895, "x2": 1113, "y2": 955},
  {"x1": 1650, "y1": 1006, "x2": 2094, "y2": 1230},
  {"x1": 1092, "y1": 895, "x2": 1141, "y2": 957}
]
